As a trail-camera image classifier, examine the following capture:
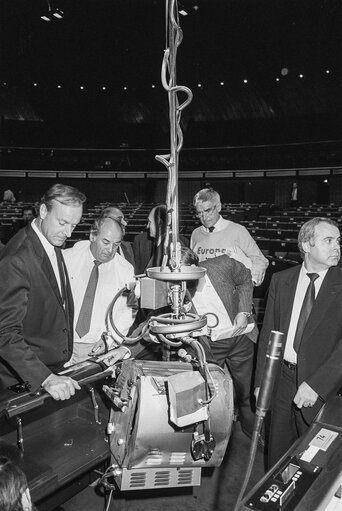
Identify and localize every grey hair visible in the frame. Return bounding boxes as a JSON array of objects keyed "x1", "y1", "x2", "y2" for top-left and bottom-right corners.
[
  {"x1": 40, "y1": 184, "x2": 86, "y2": 211},
  {"x1": 193, "y1": 188, "x2": 221, "y2": 208},
  {"x1": 298, "y1": 217, "x2": 338, "y2": 259}
]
